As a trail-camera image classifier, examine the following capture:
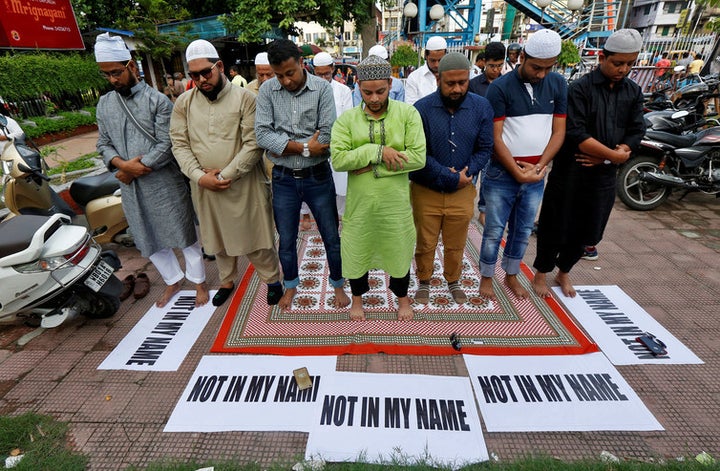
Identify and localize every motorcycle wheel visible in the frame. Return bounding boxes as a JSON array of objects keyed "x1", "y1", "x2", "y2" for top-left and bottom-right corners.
[
  {"x1": 78, "y1": 289, "x2": 120, "y2": 319},
  {"x1": 617, "y1": 156, "x2": 671, "y2": 211}
]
